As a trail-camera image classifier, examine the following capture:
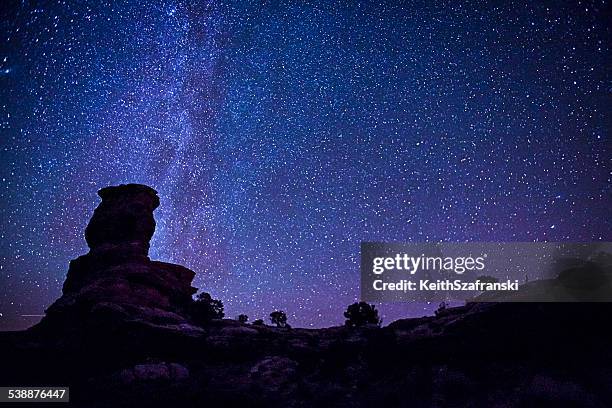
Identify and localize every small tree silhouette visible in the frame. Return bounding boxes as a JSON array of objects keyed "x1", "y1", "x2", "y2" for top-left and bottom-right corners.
[
  {"x1": 252, "y1": 319, "x2": 264, "y2": 326},
  {"x1": 344, "y1": 302, "x2": 381, "y2": 327},
  {"x1": 190, "y1": 292, "x2": 224, "y2": 324},
  {"x1": 435, "y1": 301, "x2": 447, "y2": 317},
  {"x1": 237, "y1": 314, "x2": 248, "y2": 324},
  {"x1": 269, "y1": 311, "x2": 288, "y2": 328}
]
